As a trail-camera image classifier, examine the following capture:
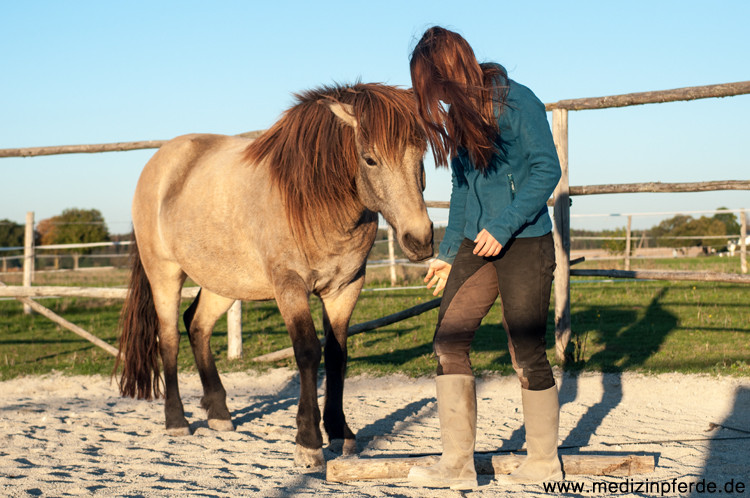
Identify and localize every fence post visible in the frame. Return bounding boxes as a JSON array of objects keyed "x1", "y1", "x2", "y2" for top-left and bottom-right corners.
[
  {"x1": 552, "y1": 108, "x2": 571, "y2": 363},
  {"x1": 23, "y1": 212, "x2": 35, "y2": 314},
  {"x1": 227, "y1": 300, "x2": 243, "y2": 359},
  {"x1": 741, "y1": 210, "x2": 747, "y2": 274},
  {"x1": 387, "y1": 225, "x2": 397, "y2": 286},
  {"x1": 624, "y1": 215, "x2": 632, "y2": 271}
]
